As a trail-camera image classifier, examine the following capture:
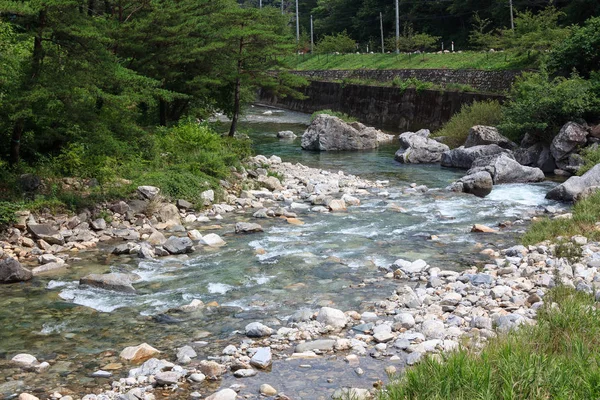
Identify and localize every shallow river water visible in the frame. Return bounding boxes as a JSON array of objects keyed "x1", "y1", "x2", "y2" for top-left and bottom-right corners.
[{"x1": 0, "y1": 106, "x2": 565, "y2": 399}]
